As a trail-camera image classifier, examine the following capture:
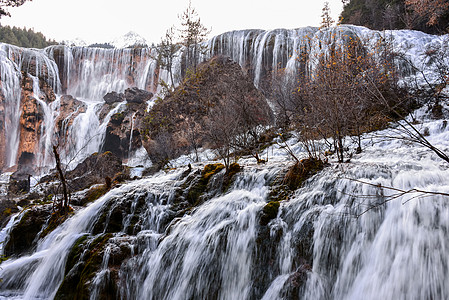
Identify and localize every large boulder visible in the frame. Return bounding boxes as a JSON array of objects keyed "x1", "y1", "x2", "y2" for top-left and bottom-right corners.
[
  {"x1": 124, "y1": 87, "x2": 153, "y2": 104},
  {"x1": 141, "y1": 55, "x2": 273, "y2": 163},
  {"x1": 65, "y1": 151, "x2": 126, "y2": 191},
  {"x1": 3, "y1": 204, "x2": 53, "y2": 257},
  {"x1": 103, "y1": 91, "x2": 124, "y2": 104}
]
